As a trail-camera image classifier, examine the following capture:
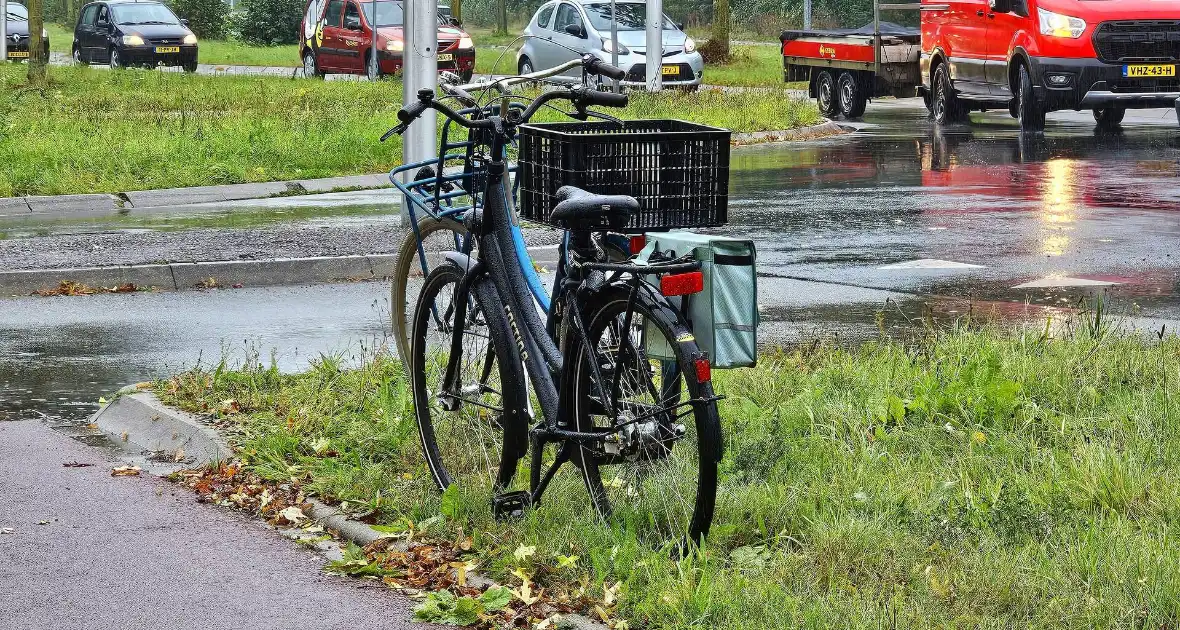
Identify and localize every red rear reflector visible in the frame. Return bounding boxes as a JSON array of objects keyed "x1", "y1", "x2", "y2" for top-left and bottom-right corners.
[
  {"x1": 629, "y1": 235, "x2": 647, "y2": 255},
  {"x1": 660, "y1": 271, "x2": 703, "y2": 297},
  {"x1": 695, "y1": 357, "x2": 711, "y2": 382}
]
